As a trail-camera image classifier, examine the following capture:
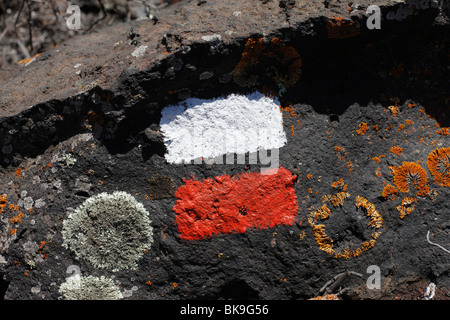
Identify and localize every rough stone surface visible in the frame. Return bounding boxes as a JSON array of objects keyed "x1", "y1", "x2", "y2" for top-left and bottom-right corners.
[{"x1": 0, "y1": 0, "x2": 449, "y2": 300}]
